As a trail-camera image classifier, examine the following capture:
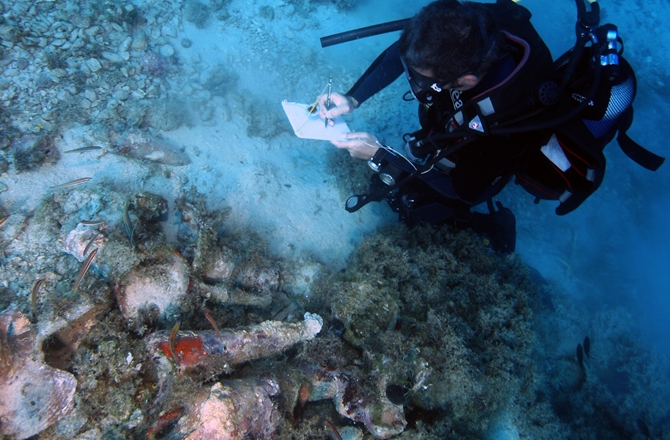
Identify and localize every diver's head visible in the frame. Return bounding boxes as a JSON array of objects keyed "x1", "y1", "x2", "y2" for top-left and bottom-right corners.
[
  {"x1": 400, "y1": 56, "x2": 480, "y2": 104},
  {"x1": 398, "y1": 0, "x2": 506, "y2": 103}
]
